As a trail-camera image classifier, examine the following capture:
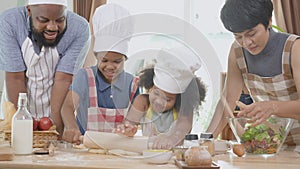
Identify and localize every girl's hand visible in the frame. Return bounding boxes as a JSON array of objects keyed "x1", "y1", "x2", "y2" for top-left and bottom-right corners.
[
  {"x1": 114, "y1": 121, "x2": 138, "y2": 137},
  {"x1": 148, "y1": 134, "x2": 174, "y2": 150},
  {"x1": 236, "y1": 101, "x2": 278, "y2": 126}
]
